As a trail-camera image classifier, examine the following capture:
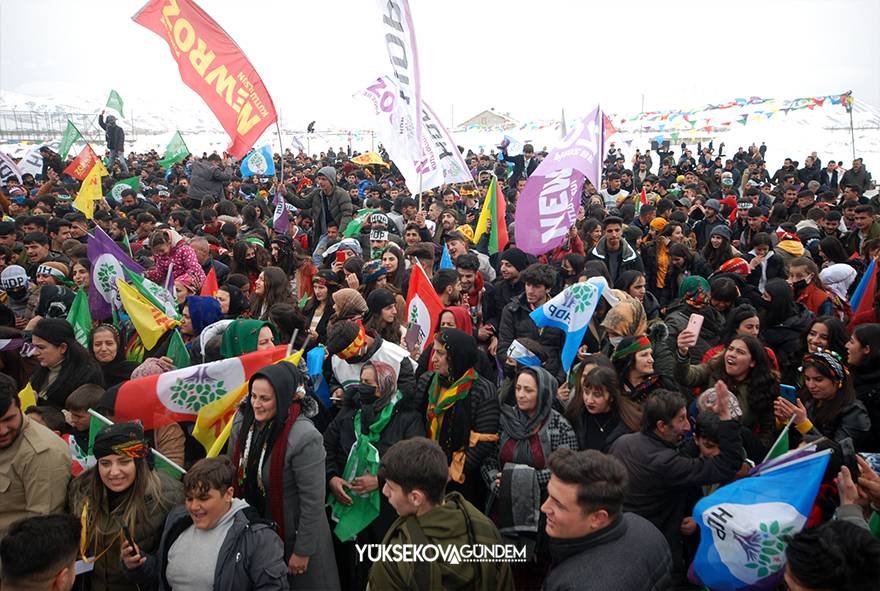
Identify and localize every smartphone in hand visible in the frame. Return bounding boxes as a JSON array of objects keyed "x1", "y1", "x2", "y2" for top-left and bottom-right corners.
[{"x1": 685, "y1": 313, "x2": 704, "y2": 347}]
